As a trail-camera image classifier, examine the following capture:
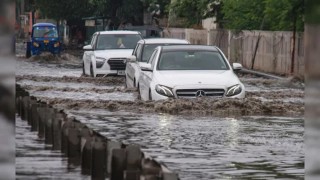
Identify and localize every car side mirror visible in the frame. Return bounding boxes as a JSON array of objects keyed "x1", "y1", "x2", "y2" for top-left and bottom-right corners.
[
  {"x1": 232, "y1": 63, "x2": 243, "y2": 72},
  {"x1": 140, "y1": 63, "x2": 152, "y2": 72},
  {"x1": 83, "y1": 45, "x2": 93, "y2": 51},
  {"x1": 126, "y1": 55, "x2": 137, "y2": 63}
]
